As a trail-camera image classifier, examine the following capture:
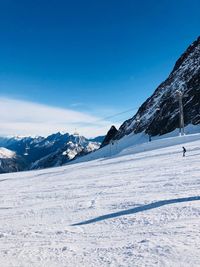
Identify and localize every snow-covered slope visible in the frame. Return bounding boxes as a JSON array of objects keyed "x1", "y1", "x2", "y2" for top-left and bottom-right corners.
[
  {"x1": 0, "y1": 135, "x2": 200, "y2": 266},
  {"x1": 103, "y1": 36, "x2": 200, "y2": 143}
]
